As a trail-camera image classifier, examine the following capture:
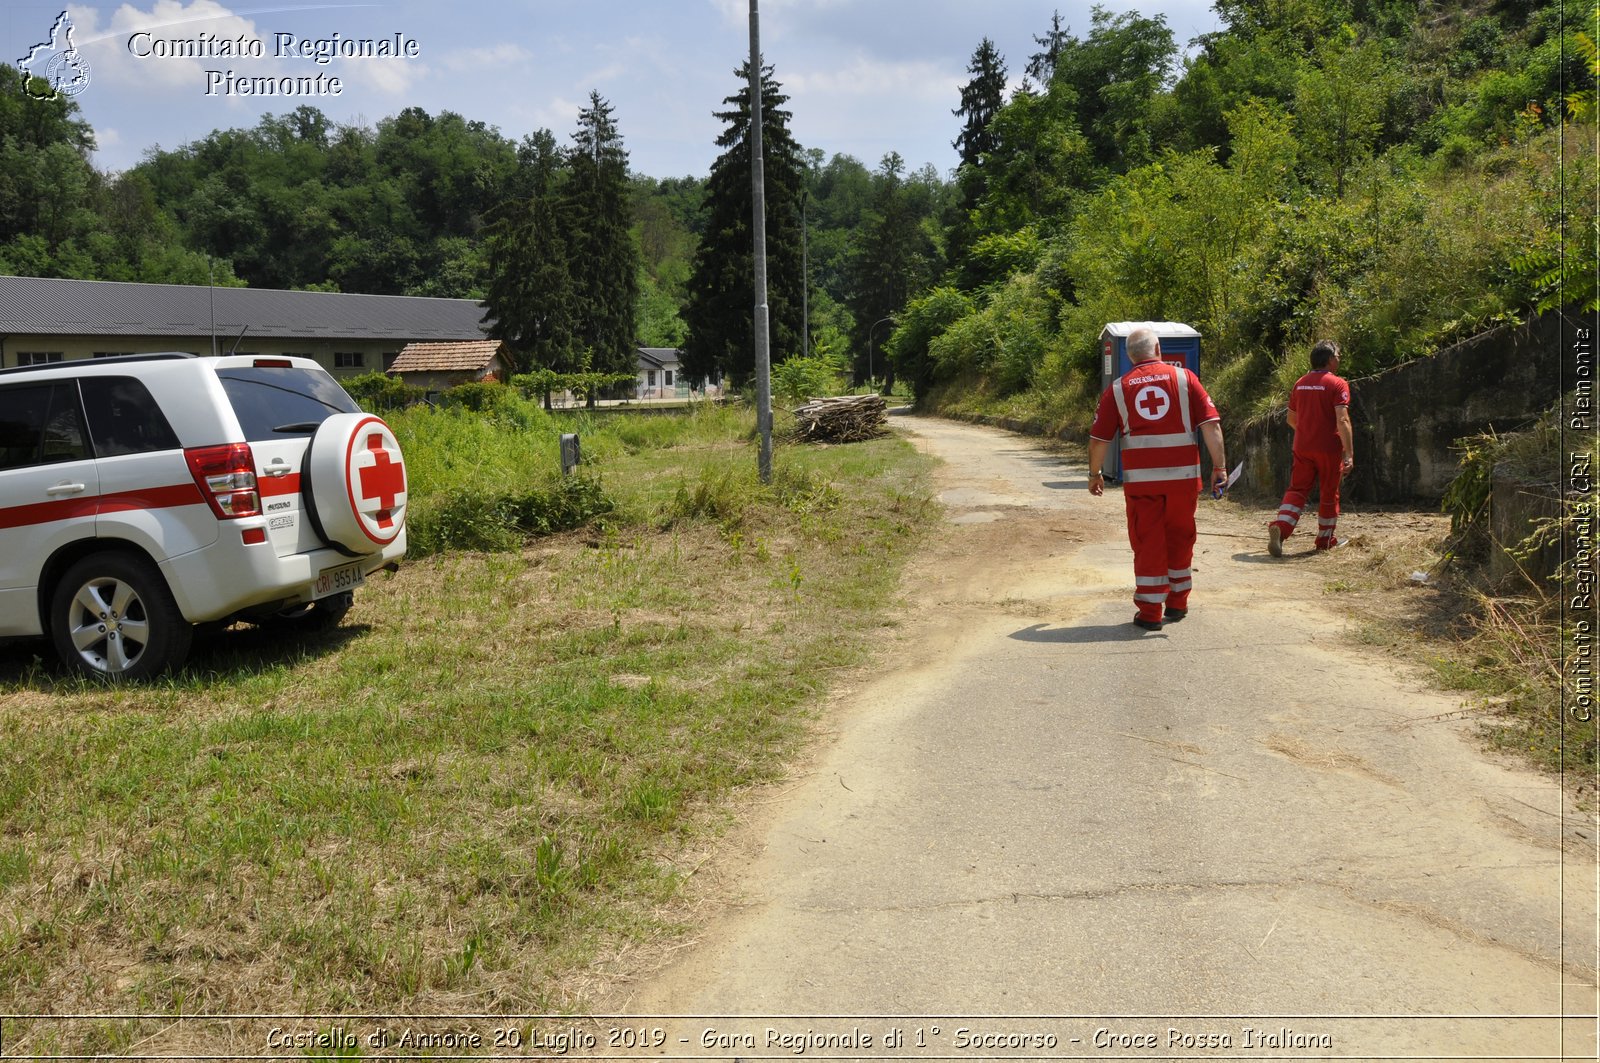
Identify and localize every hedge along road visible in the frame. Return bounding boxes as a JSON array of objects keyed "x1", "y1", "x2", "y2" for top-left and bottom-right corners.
[{"x1": 620, "y1": 413, "x2": 1598, "y2": 1060}]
